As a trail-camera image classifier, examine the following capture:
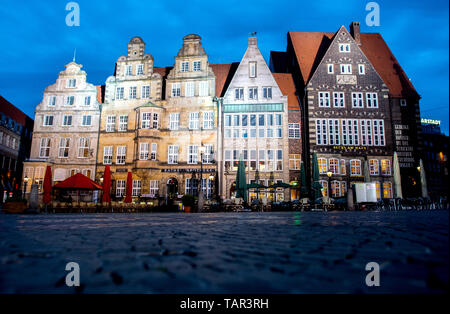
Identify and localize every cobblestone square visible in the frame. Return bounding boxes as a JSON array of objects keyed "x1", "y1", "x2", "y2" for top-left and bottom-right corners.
[{"x1": 0, "y1": 211, "x2": 448, "y2": 293}]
